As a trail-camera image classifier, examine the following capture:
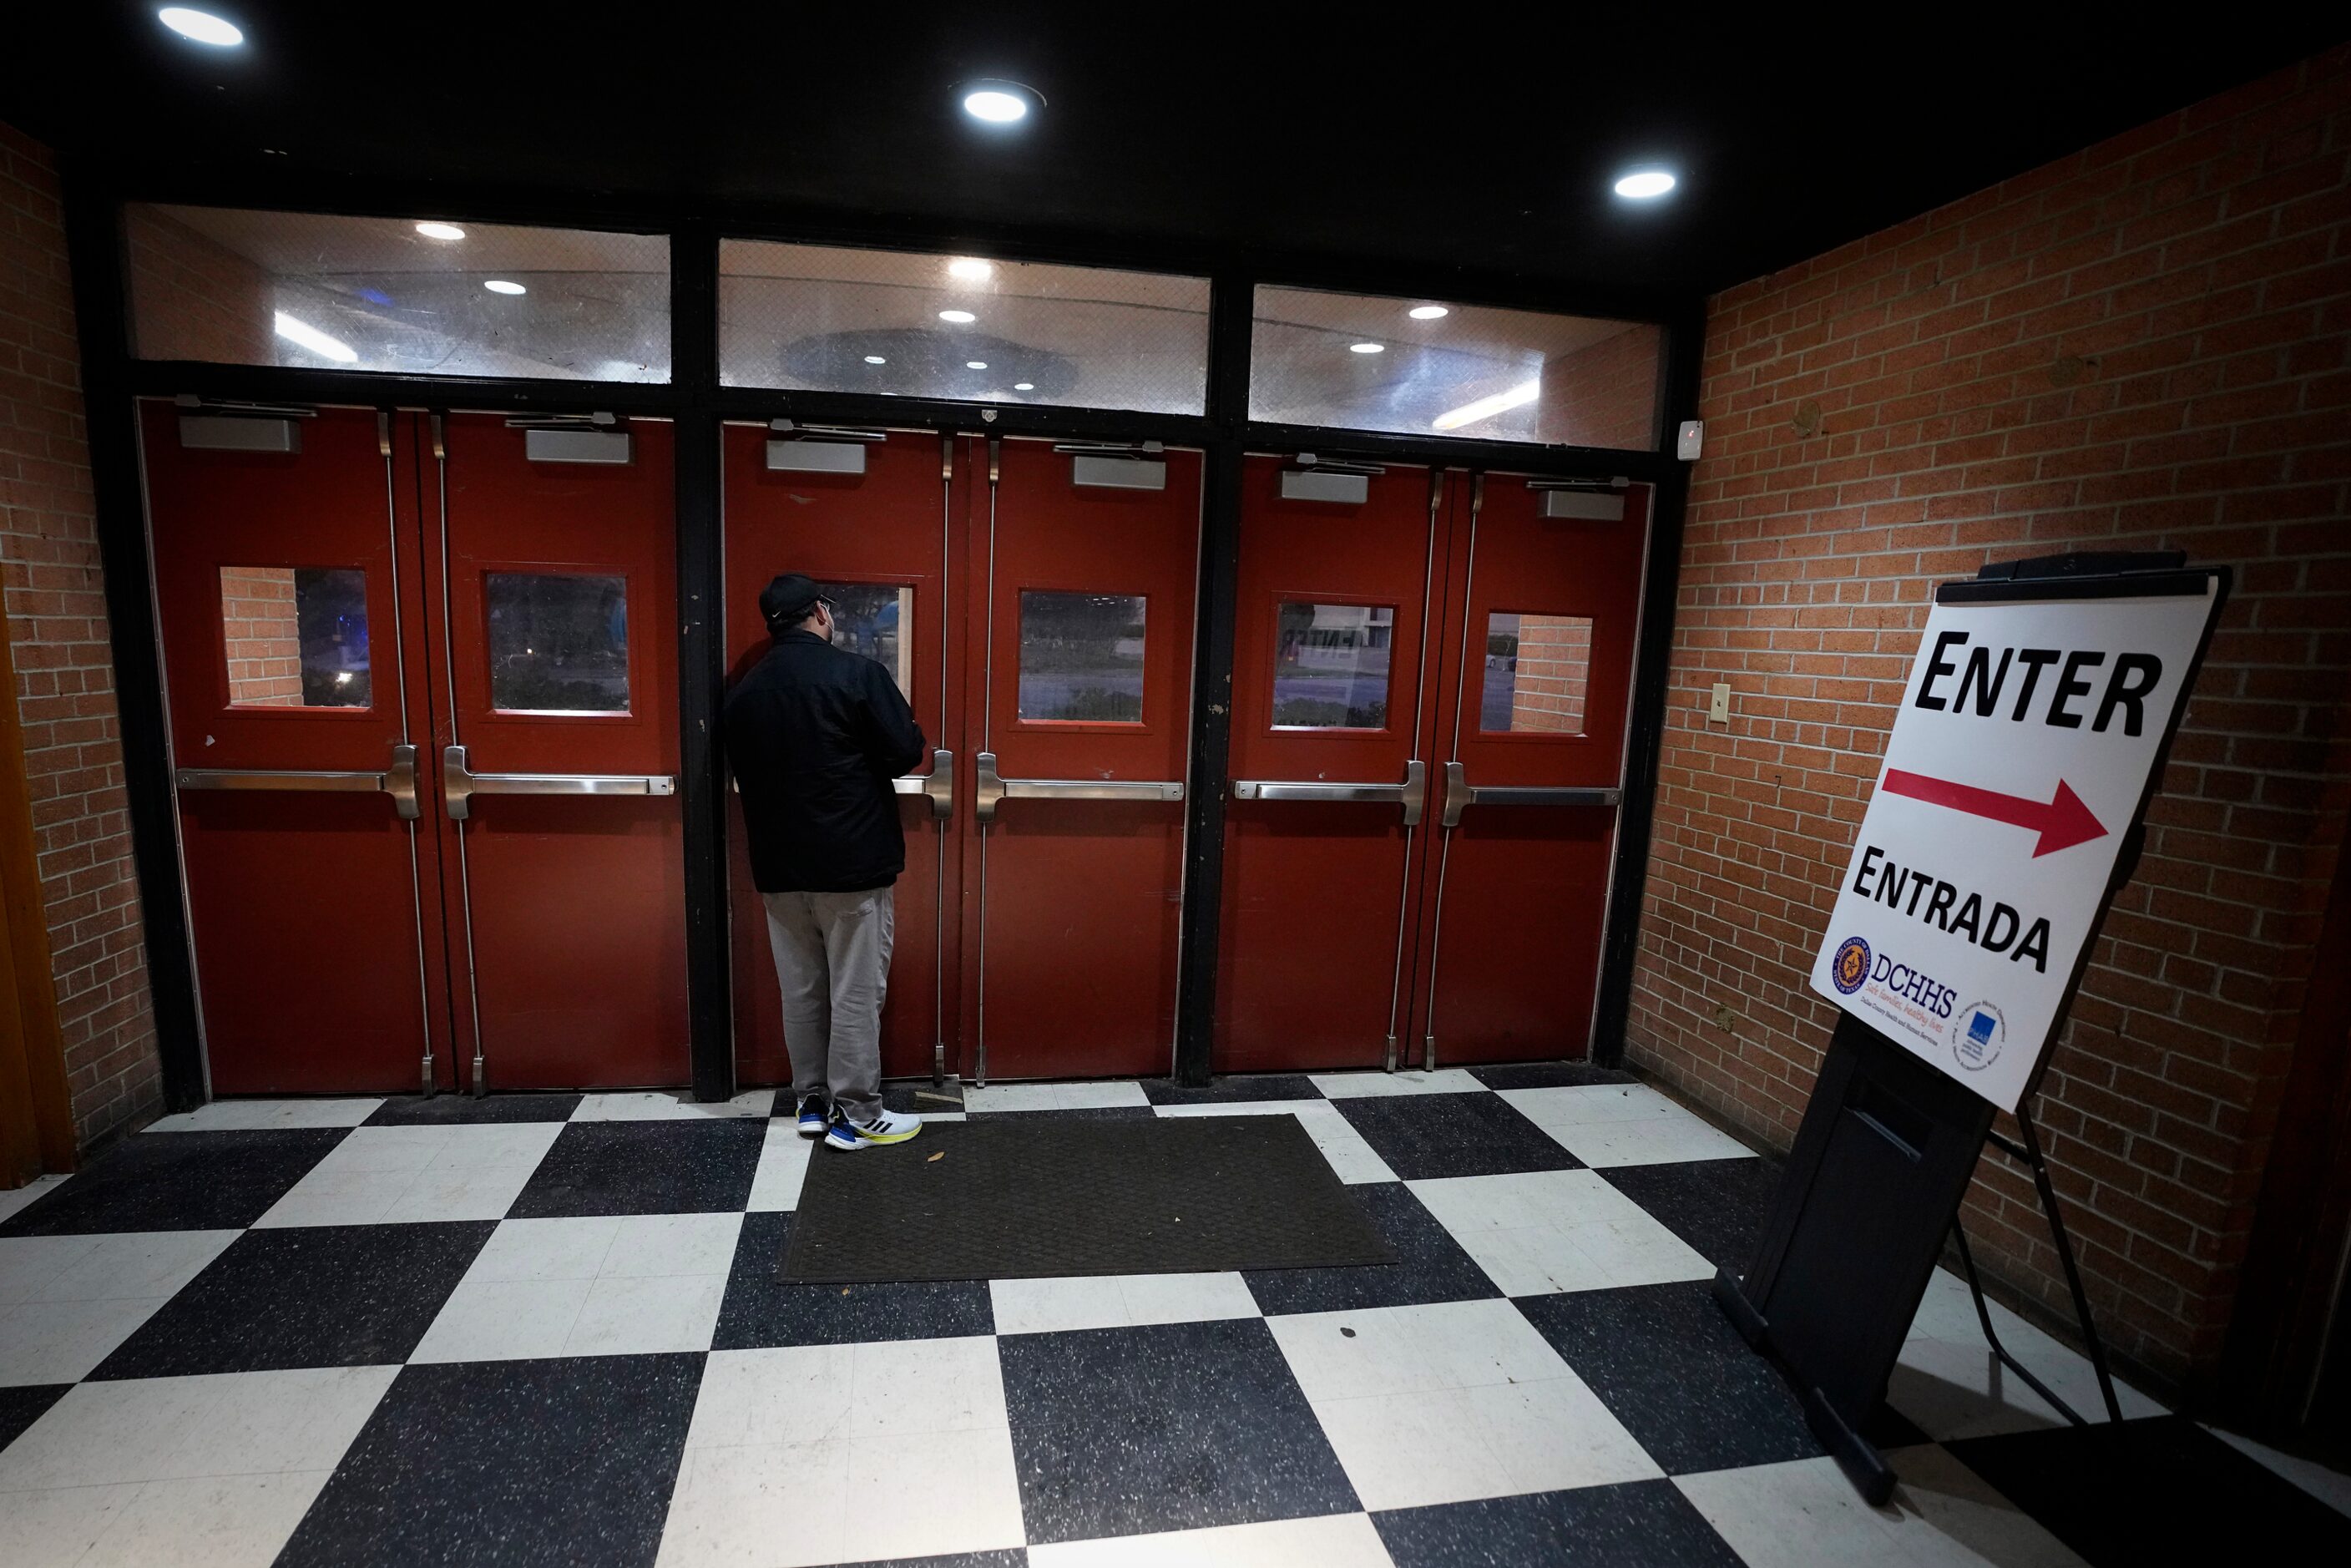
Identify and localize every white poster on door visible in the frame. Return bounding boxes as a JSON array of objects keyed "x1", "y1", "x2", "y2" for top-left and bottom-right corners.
[{"x1": 1807, "y1": 584, "x2": 2220, "y2": 1111}]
